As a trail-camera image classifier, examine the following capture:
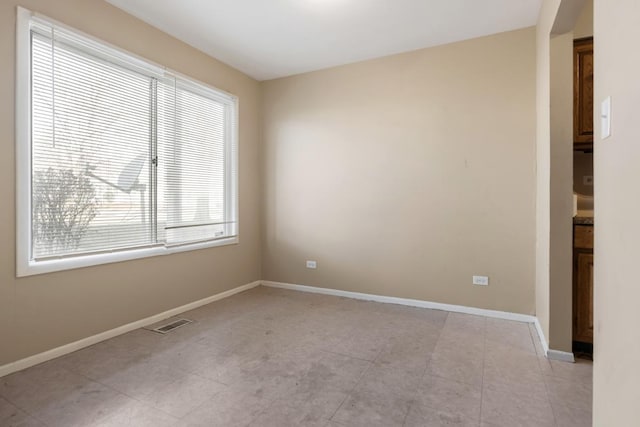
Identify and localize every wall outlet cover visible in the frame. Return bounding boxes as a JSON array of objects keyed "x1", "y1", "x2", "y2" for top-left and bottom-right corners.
[{"x1": 473, "y1": 276, "x2": 489, "y2": 286}]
